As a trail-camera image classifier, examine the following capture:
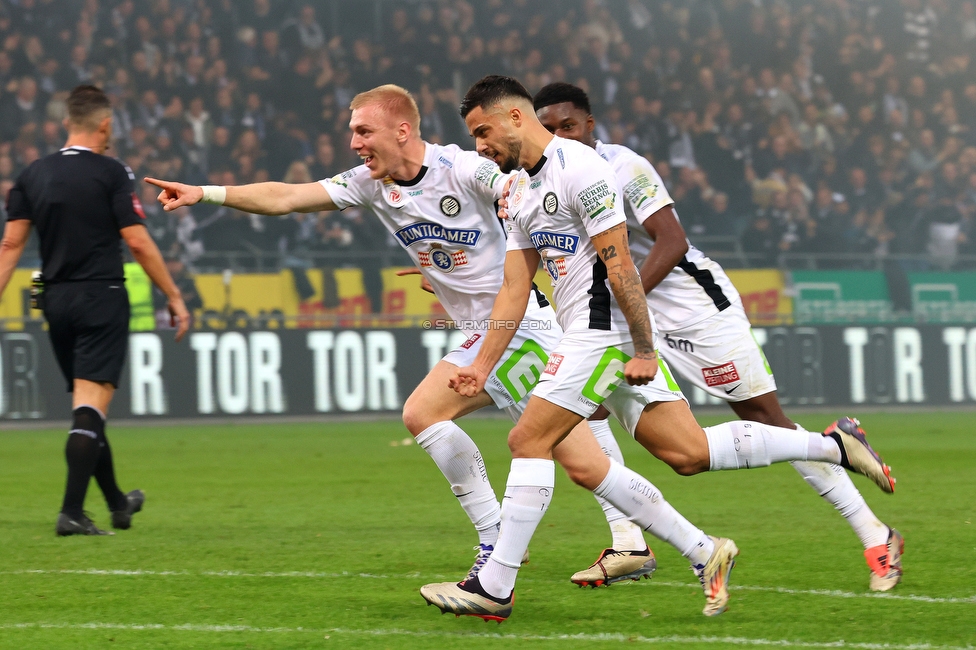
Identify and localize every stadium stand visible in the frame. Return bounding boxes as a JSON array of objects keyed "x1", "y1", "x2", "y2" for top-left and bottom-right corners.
[{"x1": 1, "y1": 0, "x2": 975, "y2": 307}]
